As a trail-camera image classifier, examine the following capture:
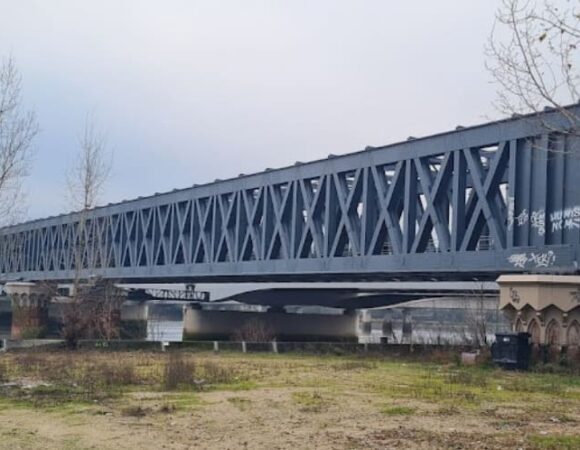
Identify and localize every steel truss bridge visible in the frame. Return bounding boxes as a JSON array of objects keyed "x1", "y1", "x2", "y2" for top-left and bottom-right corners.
[{"x1": 1, "y1": 107, "x2": 579, "y2": 283}]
